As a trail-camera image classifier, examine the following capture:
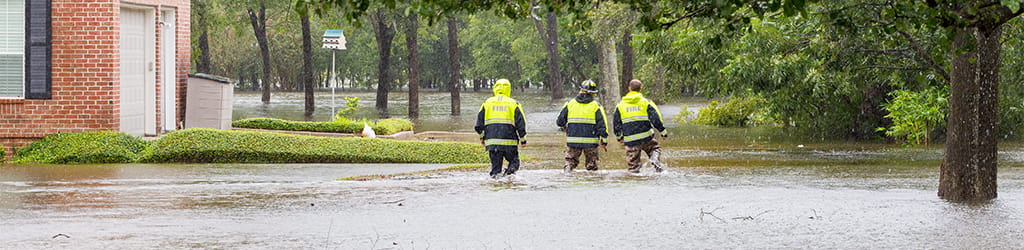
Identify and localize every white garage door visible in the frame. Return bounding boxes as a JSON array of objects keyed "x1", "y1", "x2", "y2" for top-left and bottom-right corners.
[{"x1": 120, "y1": 7, "x2": 156, "y2": 136}]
